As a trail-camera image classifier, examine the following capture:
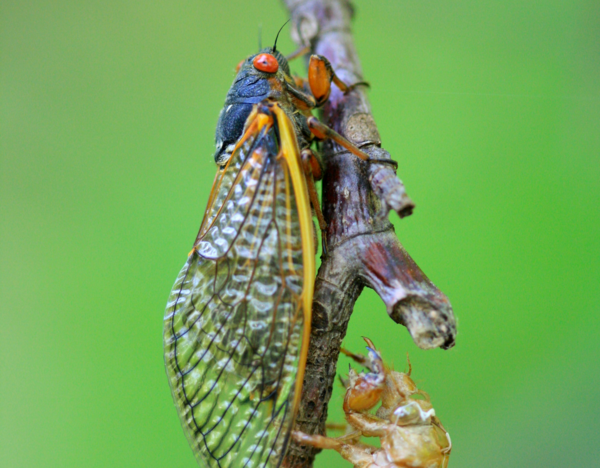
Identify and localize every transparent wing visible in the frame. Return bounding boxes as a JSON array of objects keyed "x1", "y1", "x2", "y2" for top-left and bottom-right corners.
[{"x1": 164, "y1": 106, "x2": 313, "y2": 468}]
